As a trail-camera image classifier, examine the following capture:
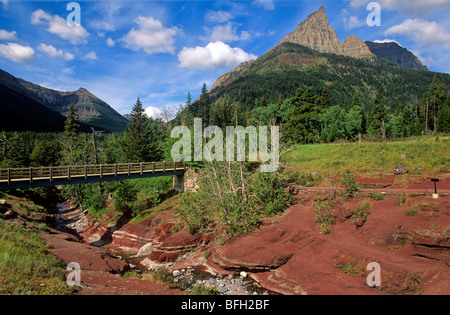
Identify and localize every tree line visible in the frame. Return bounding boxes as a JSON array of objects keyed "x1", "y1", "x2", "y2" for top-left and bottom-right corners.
[{"x1": 176, "y1": 76, "x2": 450, "y2": 144}]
